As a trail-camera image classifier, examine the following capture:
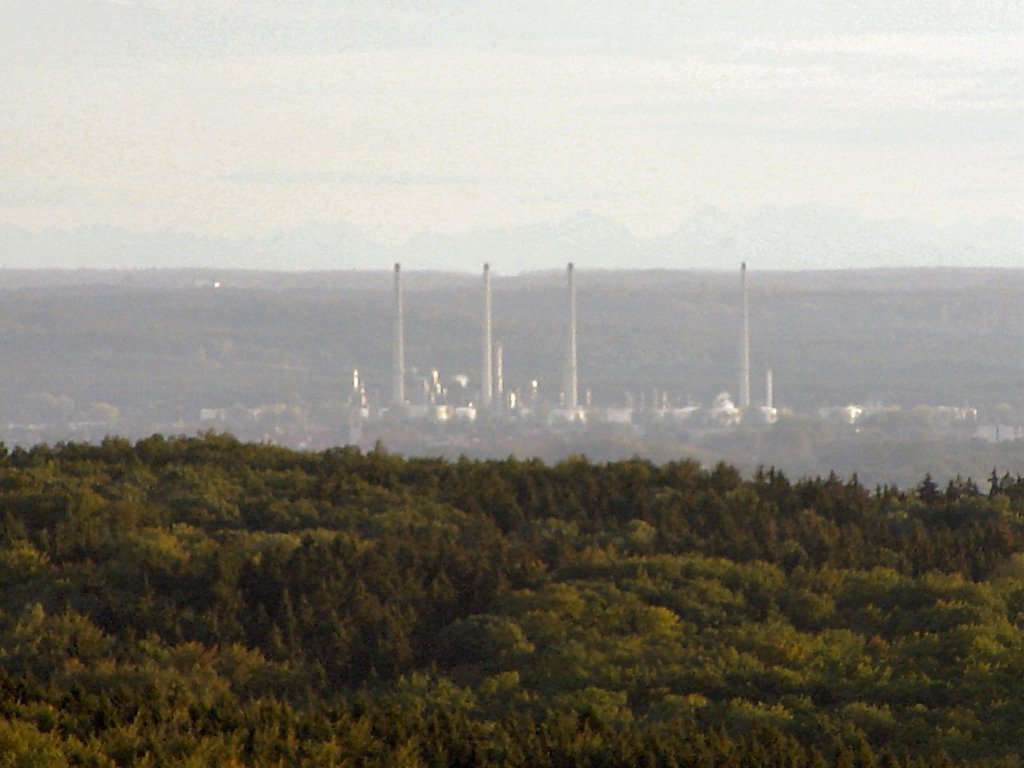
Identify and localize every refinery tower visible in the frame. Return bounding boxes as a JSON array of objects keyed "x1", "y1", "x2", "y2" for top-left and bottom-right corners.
[
  {"x1": 564, "y1": 262, "x2": 579, "y2": 409},
  {"x1": 482, "y1": 263, "x2": 493, "y2": 407},
  {"x1": 740, "y1": 262, "x2": 751, "y2": 409},
  {"x1": 393, "y1": 263, "x2": 405, "y2": 405}
]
